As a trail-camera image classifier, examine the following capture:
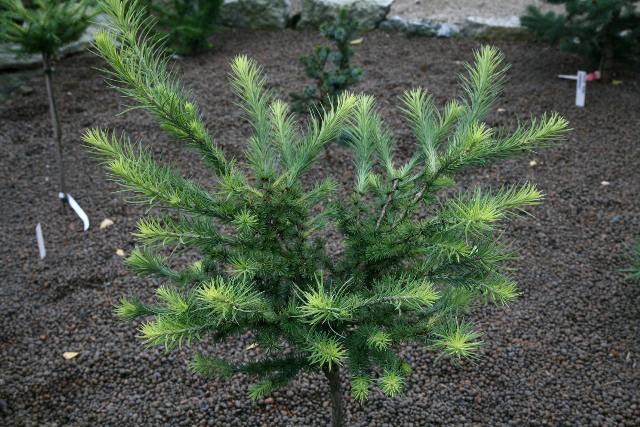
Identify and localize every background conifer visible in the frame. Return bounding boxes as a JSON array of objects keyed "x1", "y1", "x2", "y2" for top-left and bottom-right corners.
[
  {"x1": 521, "y1": 0, "x2": 640, "y2": 82},
  {"x1": 144, "y1": 0, "x2": 223, "y2": 55},
  {"x1": 0, "y1": 0, "x2": 94, "y2": 205},
  {"x1": 291, "y1": 8, "x2": 363, "y2": 114}
]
